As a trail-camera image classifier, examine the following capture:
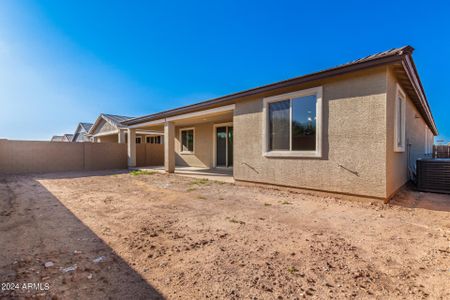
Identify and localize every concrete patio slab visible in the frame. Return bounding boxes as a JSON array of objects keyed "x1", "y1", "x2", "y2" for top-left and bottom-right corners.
[{"x1": 133, "y1": 166, "x2": 234, "y2": 183}]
